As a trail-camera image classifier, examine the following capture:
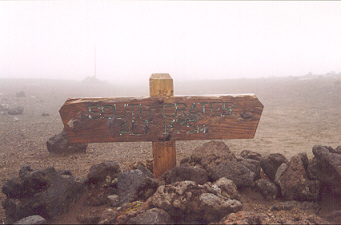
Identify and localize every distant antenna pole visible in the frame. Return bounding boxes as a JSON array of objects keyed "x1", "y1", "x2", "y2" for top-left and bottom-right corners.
[{"x1": 94, "y1": 46, "x2": 96, "y2": 78}]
